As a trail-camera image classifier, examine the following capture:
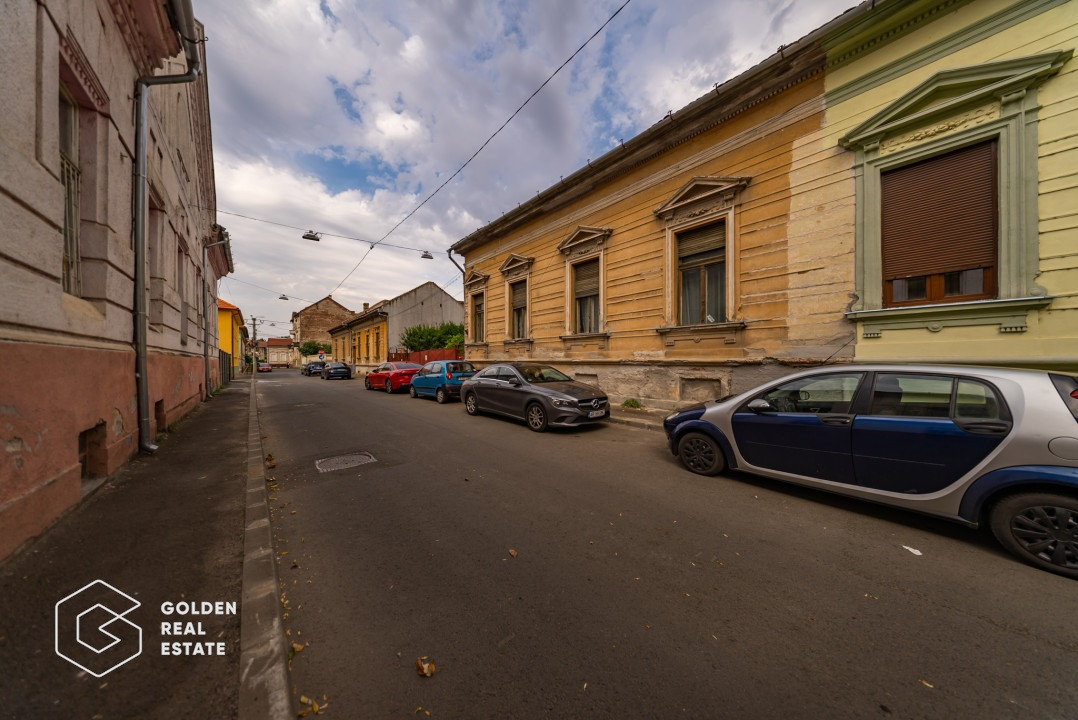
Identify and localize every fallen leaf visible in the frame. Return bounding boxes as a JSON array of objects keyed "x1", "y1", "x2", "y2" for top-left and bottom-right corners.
[
  {"x1": 903, "y1": 546, "x2": 923, "y2": 556},
  {"x1": 291, "y1": 510, "x2": 297, "y2": 515},
  {"x1": 292, "y1": 642, "x2": 305, "y2": 653},
  {"x1": 920, "y1": 679, "x2": 934, "y2": 688},
  {"x1": 508, "y1": 548, "x2": 519, "y2": 558},
  {"x1": 416, "y1": 656, "x2": 436, "y2": 677}
]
